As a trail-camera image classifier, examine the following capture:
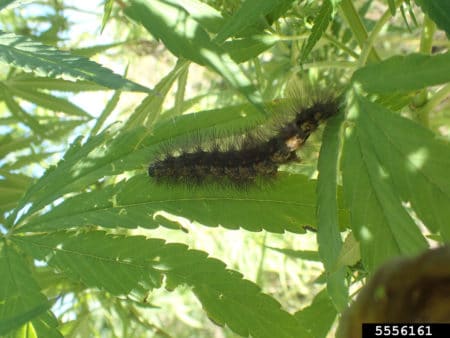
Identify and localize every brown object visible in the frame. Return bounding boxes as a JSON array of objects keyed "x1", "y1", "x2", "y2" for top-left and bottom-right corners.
[{"x1": 338, "y1": 246, "x2": 450, "y2": 338}]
